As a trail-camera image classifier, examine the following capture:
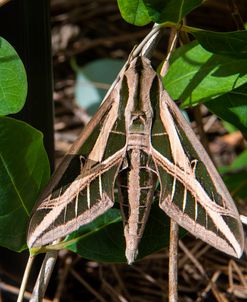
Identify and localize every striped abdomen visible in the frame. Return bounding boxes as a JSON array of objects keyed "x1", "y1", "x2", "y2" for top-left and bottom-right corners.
[{"x1": 118, "y1": 148, "x2": 157, "y2": 264}]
